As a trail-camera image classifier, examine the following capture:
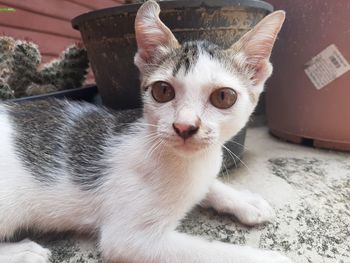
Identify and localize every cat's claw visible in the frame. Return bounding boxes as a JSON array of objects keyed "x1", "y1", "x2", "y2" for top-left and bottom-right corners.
[{"x1": 233, "y1": 190, "x2": 275, "y2": 226}]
